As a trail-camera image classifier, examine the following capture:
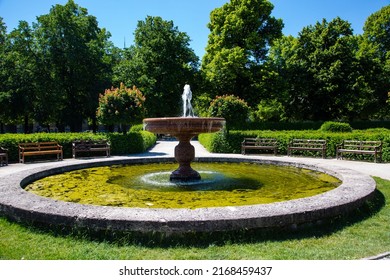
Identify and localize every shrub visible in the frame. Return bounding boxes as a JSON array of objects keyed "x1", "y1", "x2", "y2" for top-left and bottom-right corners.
[
  {"x1": 252, "y1": 99, "x2": 286, "y2": 122},
  {"x1": 208, "y1": 95, "x2": 250, "y2": 132},
  {"x1": 320, "y1": 121, "x2": 353, "y2": 132},
  {"x1": 97, "y1": 83, "x2": 146, "y2": 133},
  {"x1": 129, "y1": 124, "x2": 144, "y2": 132}
]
